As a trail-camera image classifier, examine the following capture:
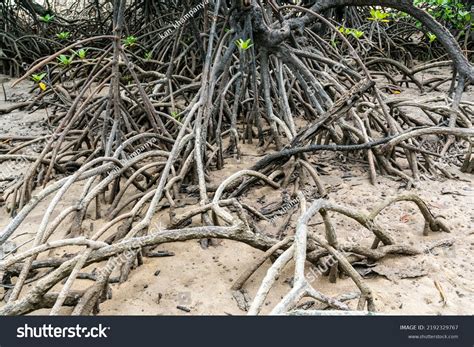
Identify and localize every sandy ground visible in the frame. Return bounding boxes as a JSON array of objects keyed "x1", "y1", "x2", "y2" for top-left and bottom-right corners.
[{"x1": 0, "y1": 73, "x2": 473, "y2": 316}]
